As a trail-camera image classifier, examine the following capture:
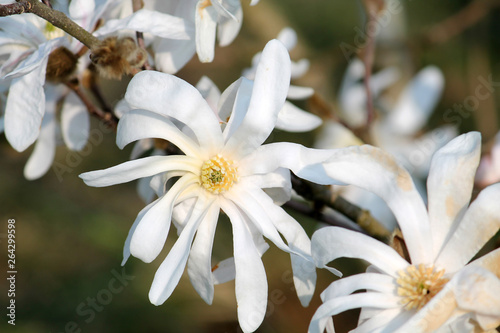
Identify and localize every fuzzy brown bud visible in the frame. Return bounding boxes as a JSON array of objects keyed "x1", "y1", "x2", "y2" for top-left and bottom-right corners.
[
  {"x1": 45, "y1": 47, "x2": 78, "y2": 83},
  {"x1": 90, "y1": 37, "x2": 147, "y2": 80}
]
